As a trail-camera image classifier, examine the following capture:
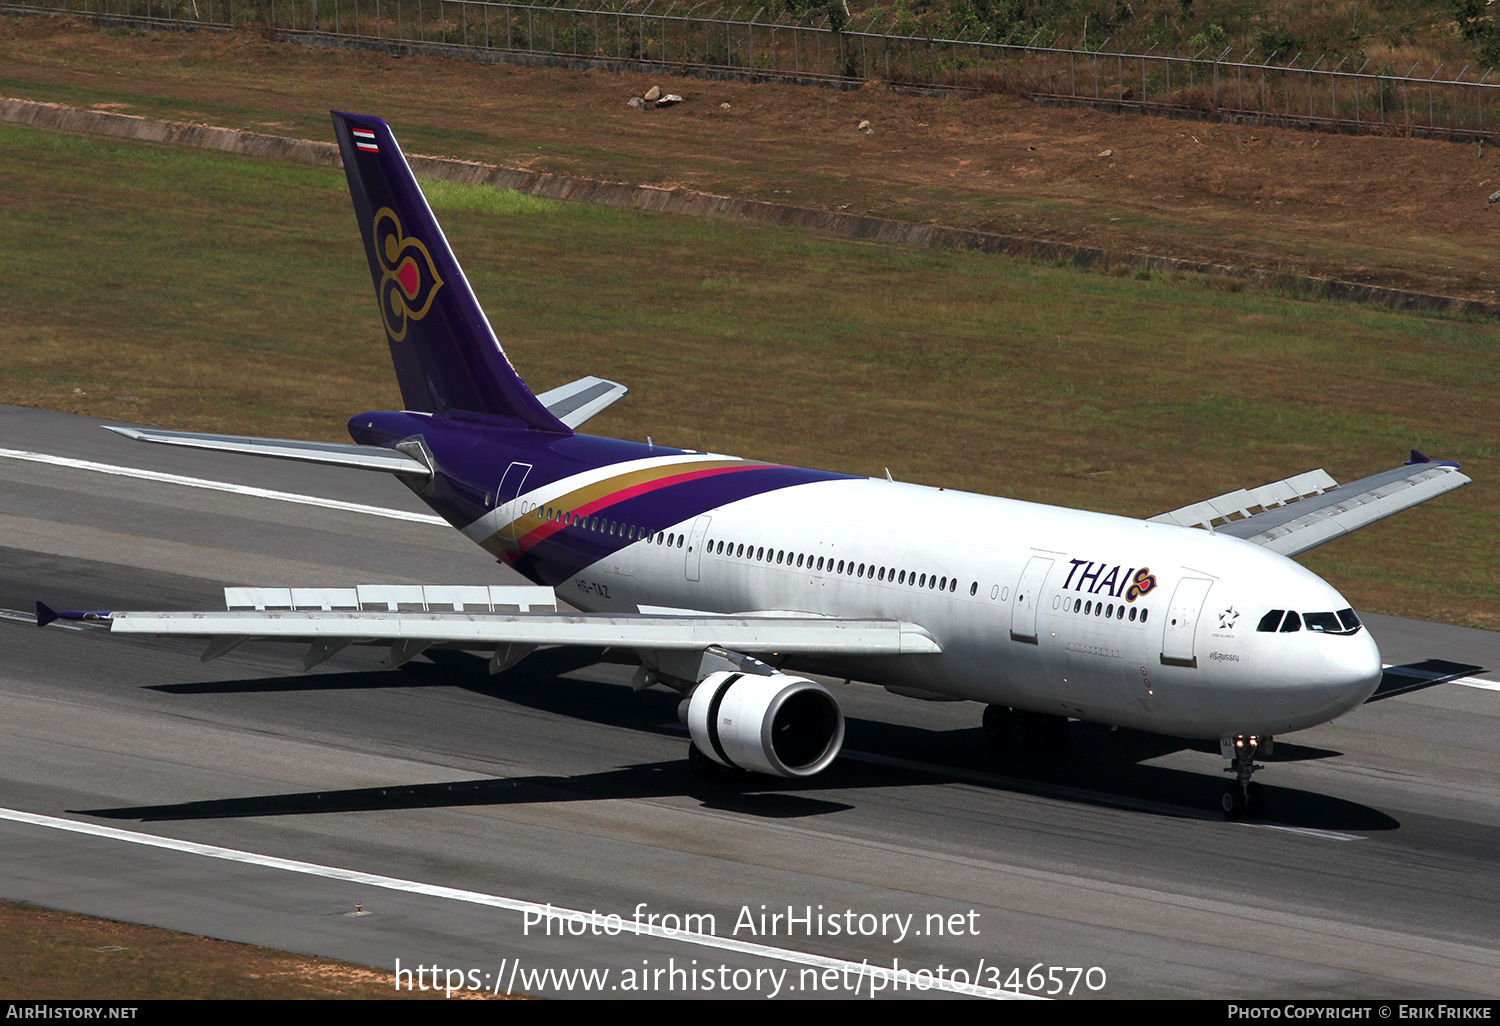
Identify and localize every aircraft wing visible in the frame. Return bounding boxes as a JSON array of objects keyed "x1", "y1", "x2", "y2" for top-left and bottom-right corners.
[
  {"x1": 39, "y1": 584, "x2": 941, "y2": 672},
  {"x1": 1149, "y1": 453, "x2": 1470, "y2": 557}
]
